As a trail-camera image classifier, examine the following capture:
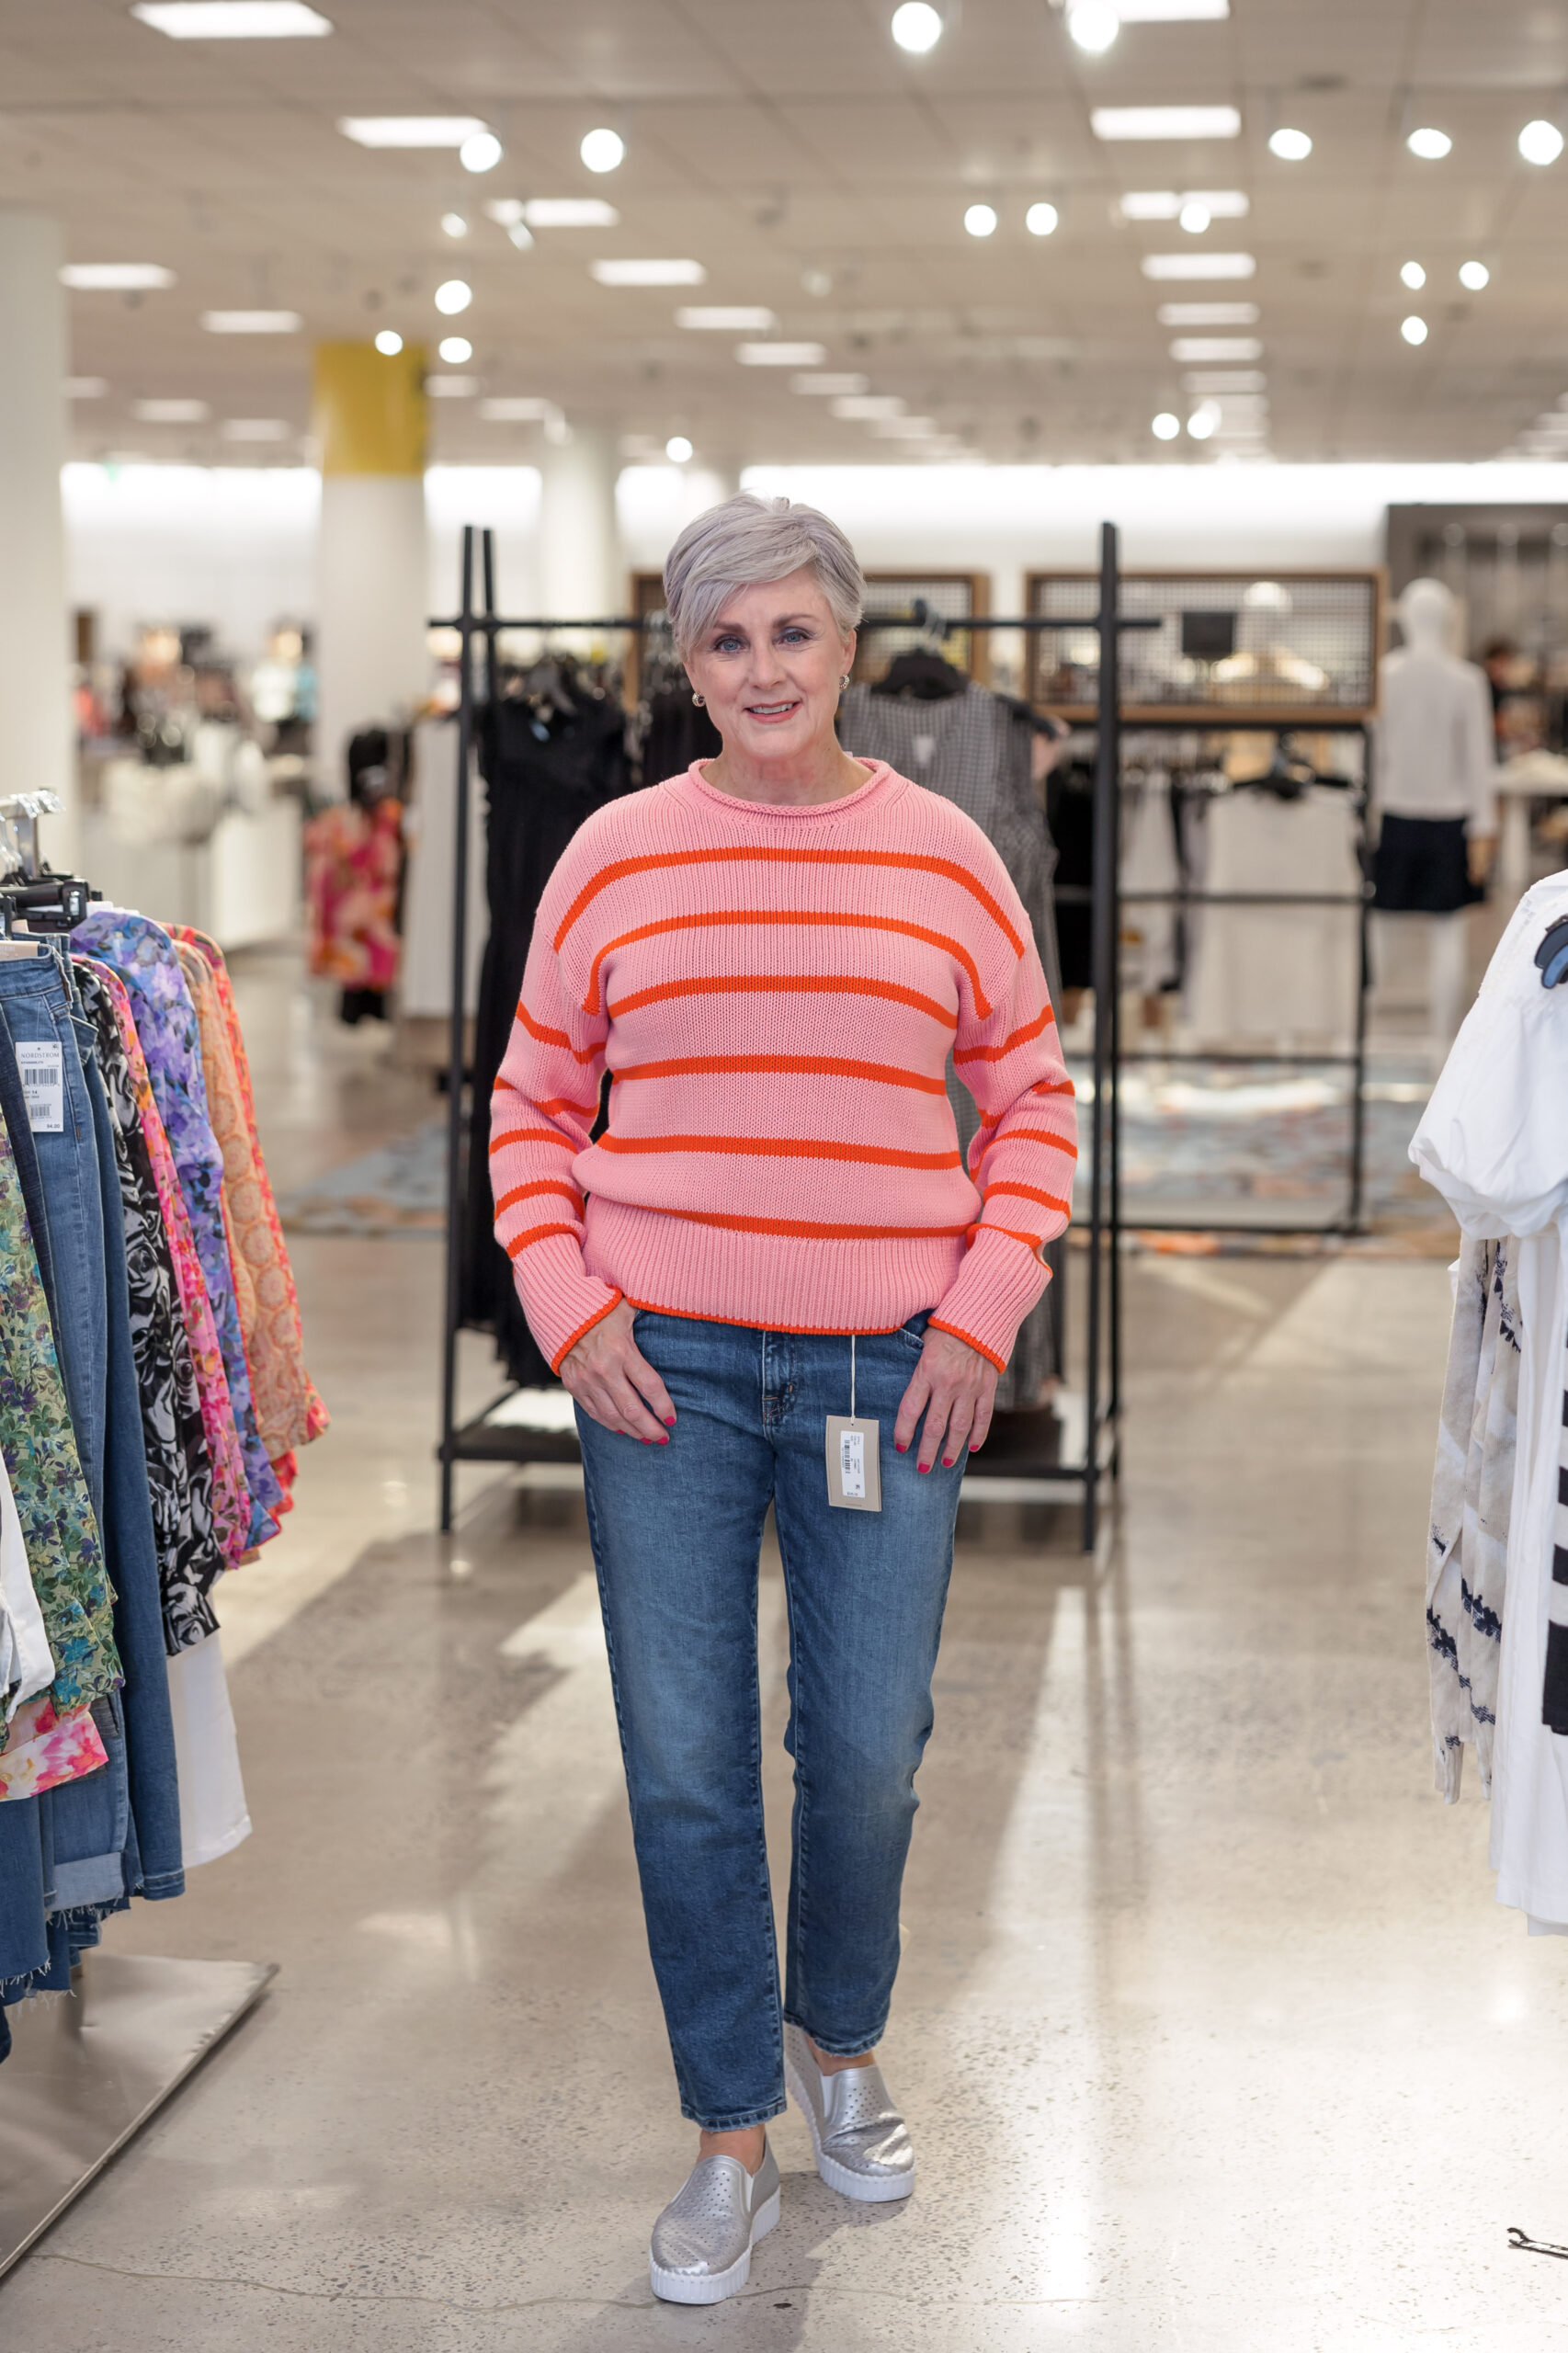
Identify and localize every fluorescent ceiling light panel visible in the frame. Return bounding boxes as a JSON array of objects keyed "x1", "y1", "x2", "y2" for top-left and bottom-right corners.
[
  {"x1": 523, "y1": 199, "x2": 619, "y2": 227},
  {"x1": 1092, "y1": 106, "x2": 1241, "y2": 140},
  {"x1": 677, "y1": 306, "x2": 777, "y2": 331},
  {"x1": 1119, "y1": 190, "x2": 1182, "y2": 219},
  {"x1": 1169, "y1": 335, "x2": 1262, "y2": 360},
  {"x1": 1115, "y1": 0, "x2": 1229, "y2": 15},
  {"x1": 591, "y1": 258, "x2": 706, "y2": 286},
  {"x1": 484, "y1": 199, "x2": 525, "y2": 225},
  {"x1": 1120, "y1": 189, "x2": 1247, "y2": 221},
  {"x1": 1142, "y1": 251, "x2": 1255, "y2": 278},
  {"x1": 132, "y1": 398, "x2": 210, "y2": 422},
  {"x1": 222, "y1": 417, "x2": 290, "y2": 440},
  {"x1": 61, "y1": 263, "x2": 174, "y2": 290},
  {"x1": 480, "y1": 397, "x2": 554, "y2": 422},
  {"x1": 131, "y1": 2, "x2": 331, "y2": 31},
  {"x1": 1158, "y1": 301, "x2": 1258, "y2": 324},
  {"x1": 831, "y1": 394, "x2": 906, "y2": 419},
  {"x1": 338, "y1": 117, "x2": 488, "y2": 149},
  {"x1": 793, "y1": 372, "x2": 869, "y2": 395},
  {"x1": 426, "y1": 375, "x2": 476, "y2": 398},
  {"x1": 736, "y1": 342, "x2": 826, "y2": 366},
  {"x1": 871, "y1": 416, "x2": 940, "y2": 438},
  {"x1": 1183, "y1": 369, "x2": 1266, "y2": 392},
  {"x1": 201, "y1": 309, "x2": 302, "y2": 331}
]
